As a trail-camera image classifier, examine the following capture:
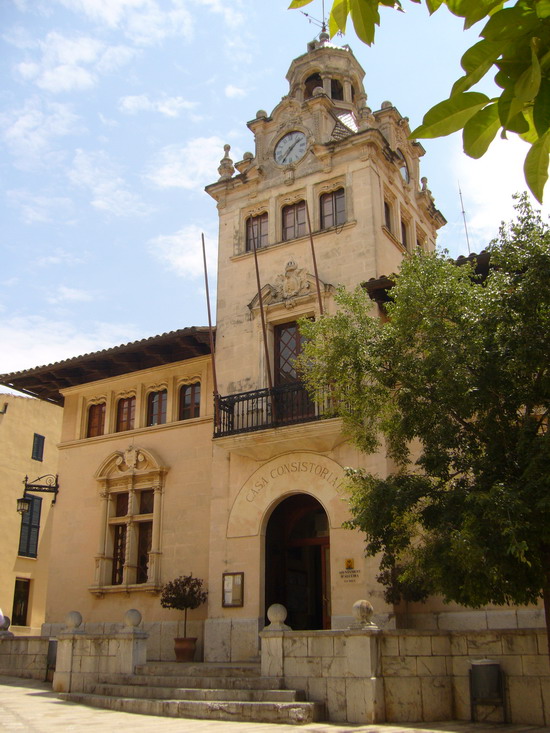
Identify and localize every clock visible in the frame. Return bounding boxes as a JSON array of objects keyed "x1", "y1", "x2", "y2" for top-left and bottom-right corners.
[{"x1": 274, "y1": 130, "x2": 307, "y2": 165}]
